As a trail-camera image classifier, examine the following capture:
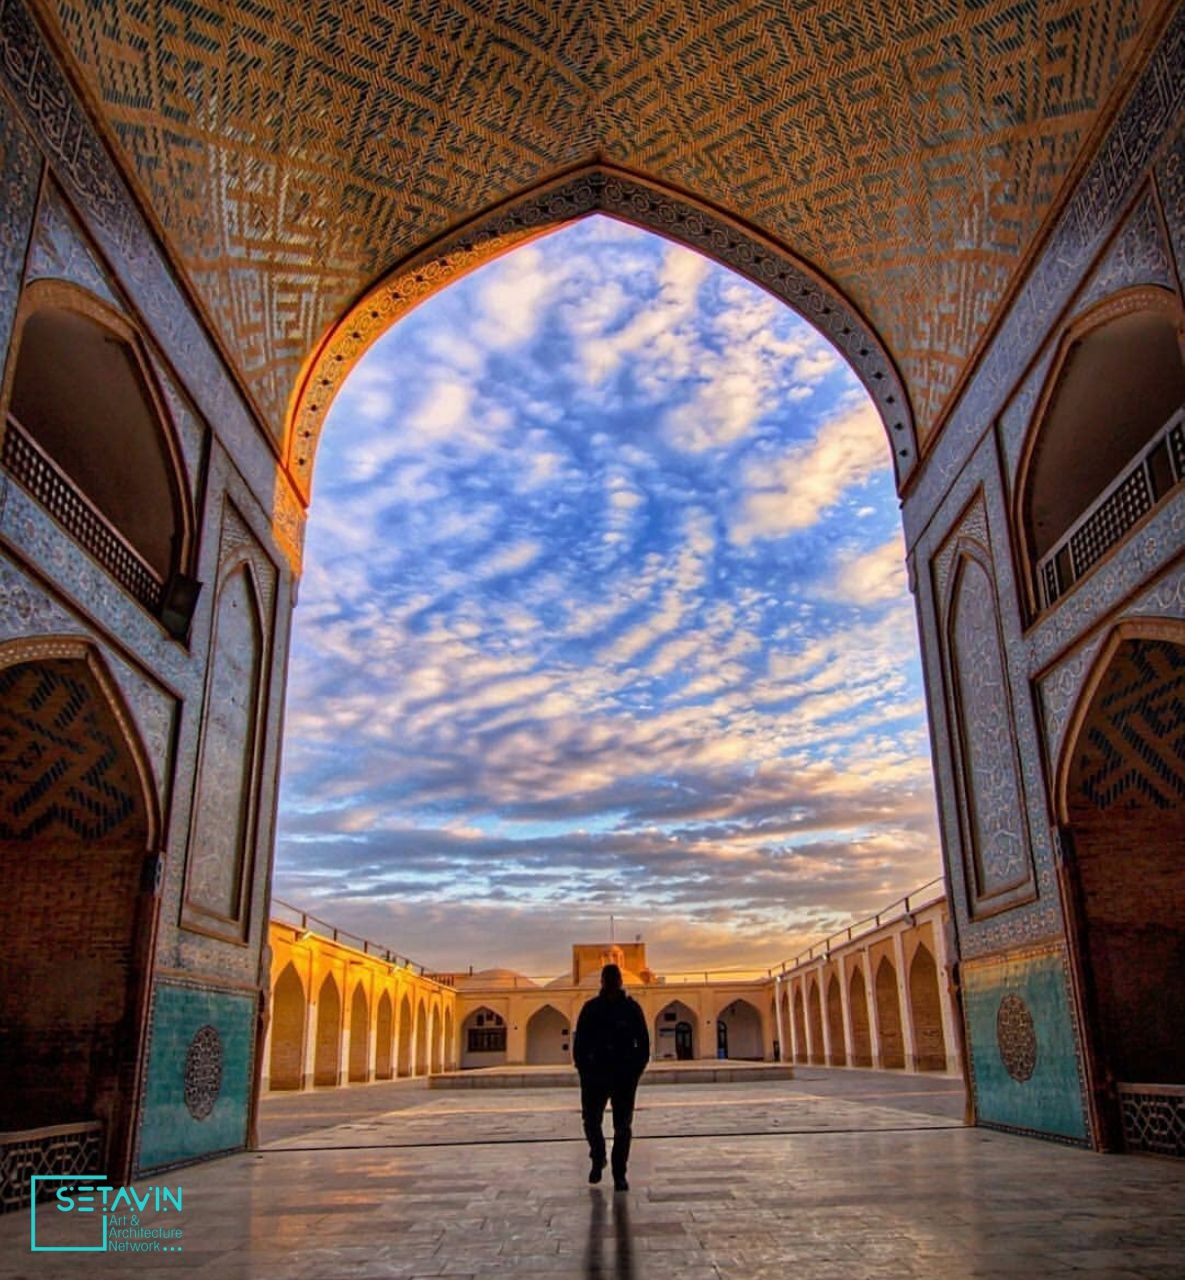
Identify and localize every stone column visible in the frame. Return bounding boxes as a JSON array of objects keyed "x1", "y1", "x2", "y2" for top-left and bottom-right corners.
[
  {"x1": 802, "y1": 975, "x2": 816, "y2": 1063},
  {"x1": 892, "y1": 930, "x2": 918, "y2": 1073},
  {"x1": 838, "y1": 956, "x2": 855, "y2": 1068},
  {"x1": 774, "y1": 977, "x2": 786, "y2": 1062},
  {"x1": 931, "y1": 917, "x2": 962, "y2": 1073},
  {"x1": 818, "y1": 964, "x2": 833, "y2": 1064},
  {"x1": 864, "y1": 947, "x2": 882, "y2": 1069},
  {"x1": 787, "y1": 979, "x2": 801, "y2": 1062}
]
